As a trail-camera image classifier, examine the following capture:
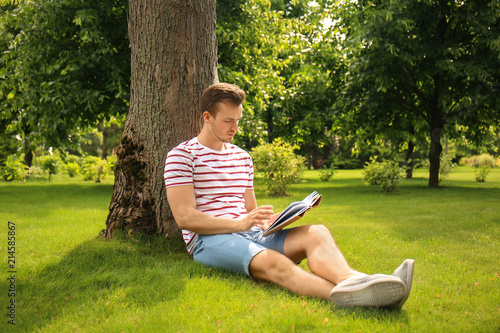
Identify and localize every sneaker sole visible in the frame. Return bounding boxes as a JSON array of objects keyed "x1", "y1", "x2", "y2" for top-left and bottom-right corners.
[{"x1": 330, "y1": 278, "x2": 406, "y2": 308}]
